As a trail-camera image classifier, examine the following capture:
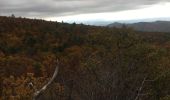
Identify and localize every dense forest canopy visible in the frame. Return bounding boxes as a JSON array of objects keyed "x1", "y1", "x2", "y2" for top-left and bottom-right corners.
[{"x1": 0, "y1": 16, "x2": 170, "y2": 100}]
